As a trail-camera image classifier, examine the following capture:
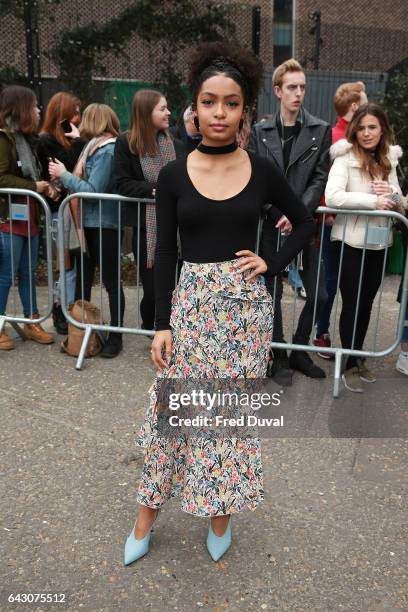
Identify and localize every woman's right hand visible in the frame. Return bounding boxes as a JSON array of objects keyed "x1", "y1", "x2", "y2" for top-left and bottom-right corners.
[
  {"x1": 151, "y1": 330, "x2": 173, "y2": 371},
  {"x1": 35, "y1": 181, "x2": 50, "y2": 193},
  {"x1": 376, "y1": 195, "x2": 395, "y2": 210}
]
